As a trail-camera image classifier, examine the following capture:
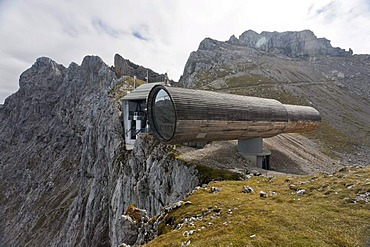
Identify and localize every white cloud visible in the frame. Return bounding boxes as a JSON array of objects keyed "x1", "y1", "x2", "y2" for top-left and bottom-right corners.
[{"x1": 0, "y1": 0, "x2": 369, "y2": 103}]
